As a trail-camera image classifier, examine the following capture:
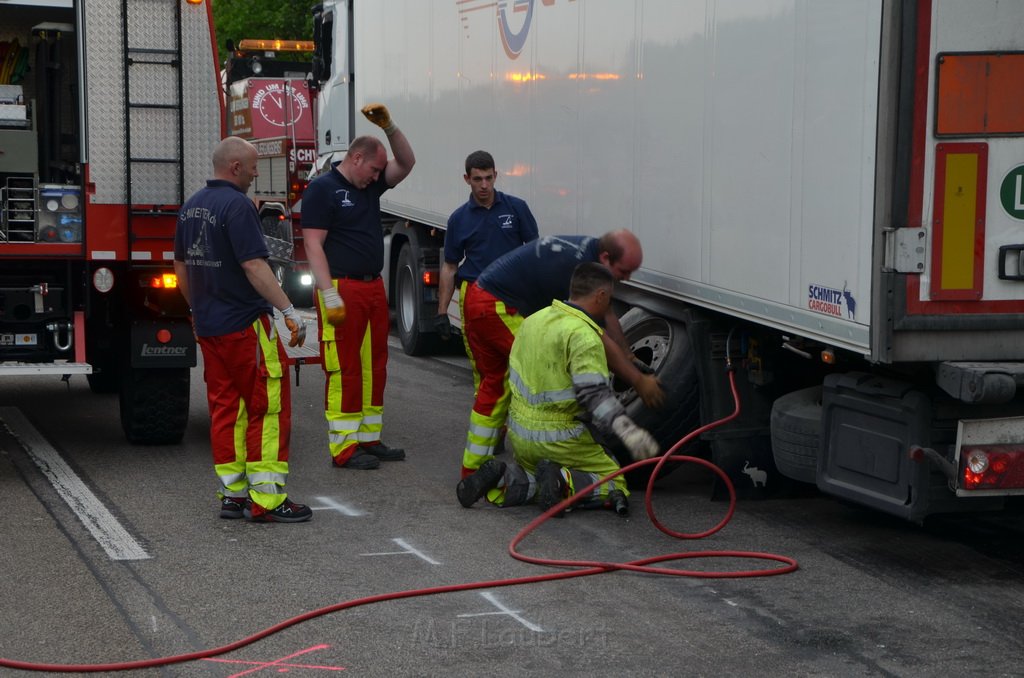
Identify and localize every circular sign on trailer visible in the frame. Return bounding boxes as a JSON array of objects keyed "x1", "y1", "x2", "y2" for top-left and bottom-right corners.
[{"x1": 1000, "y1": 164, "x2": 1024, "y2": 220}]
